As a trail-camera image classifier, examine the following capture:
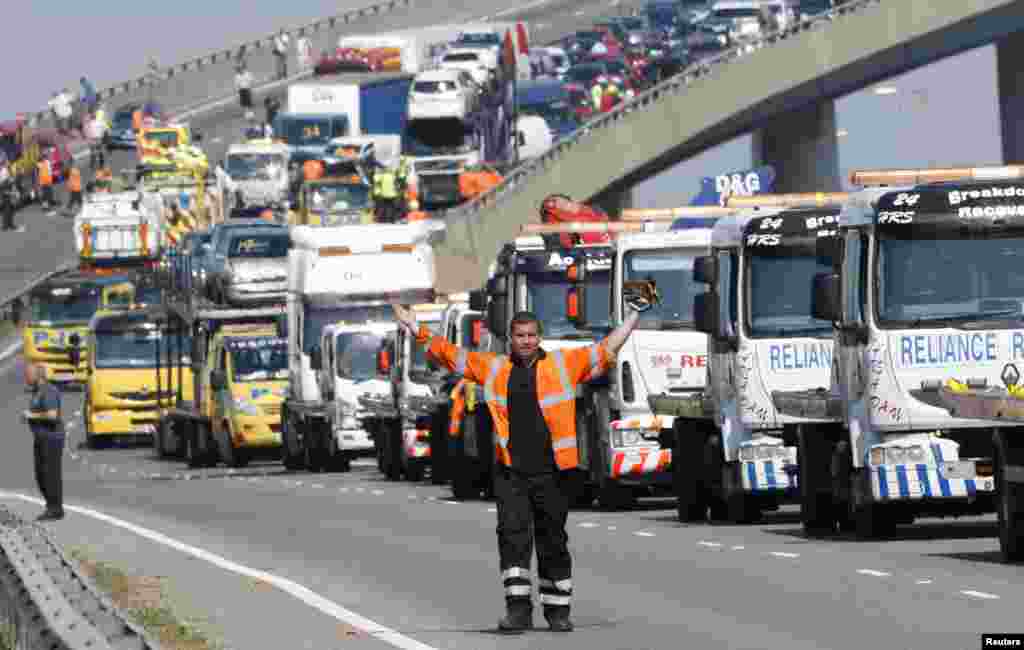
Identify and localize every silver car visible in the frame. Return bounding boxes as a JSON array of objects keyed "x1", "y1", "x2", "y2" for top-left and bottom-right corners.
[{"x1": 207, "y1": 226, "x2": 290, "y2": 306}]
